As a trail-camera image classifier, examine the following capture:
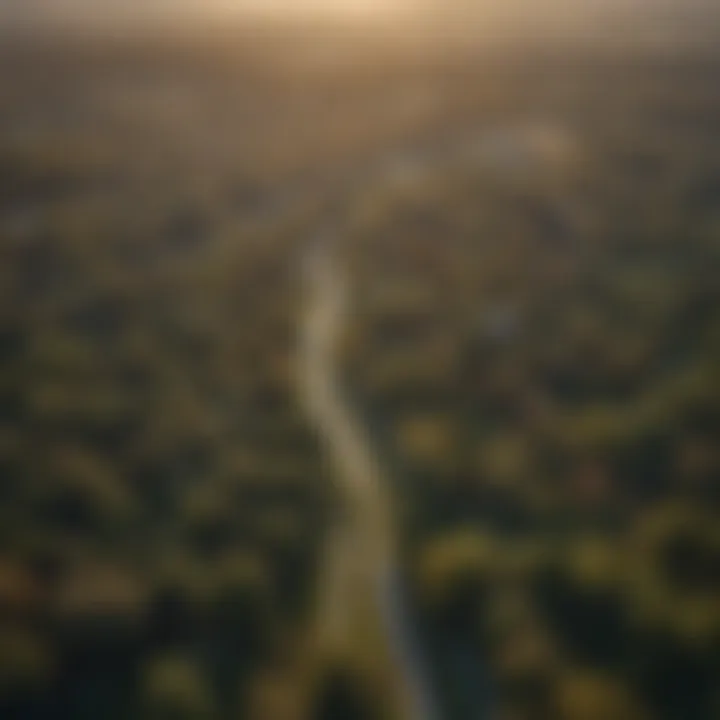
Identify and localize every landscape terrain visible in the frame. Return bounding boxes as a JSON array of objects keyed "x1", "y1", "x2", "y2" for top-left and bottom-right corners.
[{"x1": 0, "y1": 24, "x2": 718, "y2": 720}]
